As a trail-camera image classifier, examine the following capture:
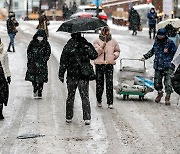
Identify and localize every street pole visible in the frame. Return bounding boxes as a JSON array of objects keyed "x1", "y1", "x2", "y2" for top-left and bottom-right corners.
[
  {"x1": 96, "y1": 0, "x2": 99, "y2": 18},
  {"x1": 8, "y1": 0, "x2": 13, "y2": 13},
  {"x1": 26, "y1": 0, "x2": 29, "y2": 19},
  {"x1": 39, "y1": 0, "x2": 42, "y2": 13},
  {"x1": 32, "y1": 0, "x2": 33, "y2": 13}
]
